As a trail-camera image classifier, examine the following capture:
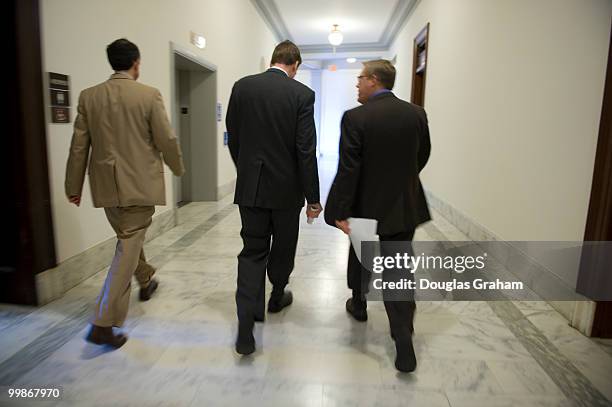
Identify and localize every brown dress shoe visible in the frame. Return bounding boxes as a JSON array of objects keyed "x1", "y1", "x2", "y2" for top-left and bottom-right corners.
[
  {"x1": 86, "y1": 325, "x2": 128, "y2": 348},
  {"x1": 139, "y1": 279, "x2": 159, "y2": 301}
]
